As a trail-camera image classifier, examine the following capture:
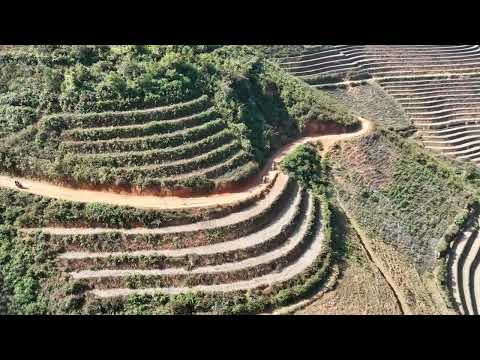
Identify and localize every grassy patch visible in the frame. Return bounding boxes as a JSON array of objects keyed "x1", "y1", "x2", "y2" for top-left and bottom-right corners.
[{"x1": 328, "y1": 129, "x2": 475, "y2": 274}]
